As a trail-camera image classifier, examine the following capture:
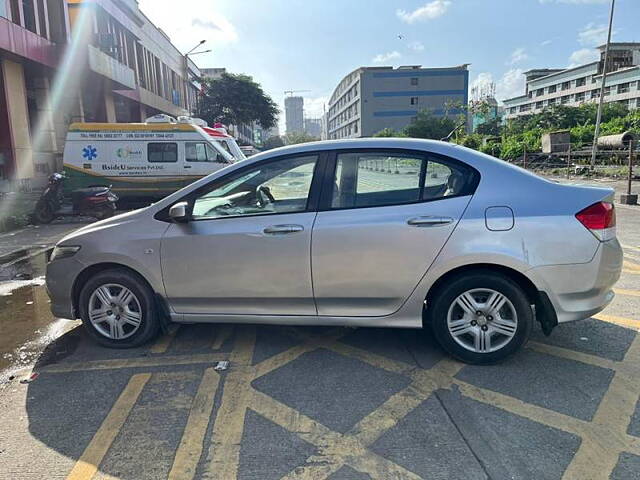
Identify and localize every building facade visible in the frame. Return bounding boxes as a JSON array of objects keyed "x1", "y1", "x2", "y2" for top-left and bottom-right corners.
[
  {"x1": 284, "y1": 95, "x2": 303, "y2": 134},
  {"x1": 327, "y1": 65, "x2": 469, "y2": 139},
  {"x1": 503, "y1": 43, "x2": 640, "y2": 120},
  {"x1": 1, "y1": 0, "x2": 201, "y2": 190}
]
